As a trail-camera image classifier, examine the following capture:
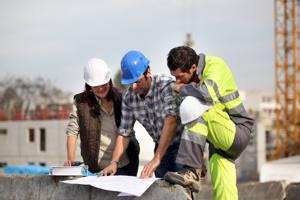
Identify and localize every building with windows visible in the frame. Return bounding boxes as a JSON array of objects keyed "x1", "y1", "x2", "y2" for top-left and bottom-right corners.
[
  {"x1": 238, "y1": 90, "x2": 279, "y2": 181},
  {"x1": 0, "y1": 120, "x2": 81, "y2": 167}
]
